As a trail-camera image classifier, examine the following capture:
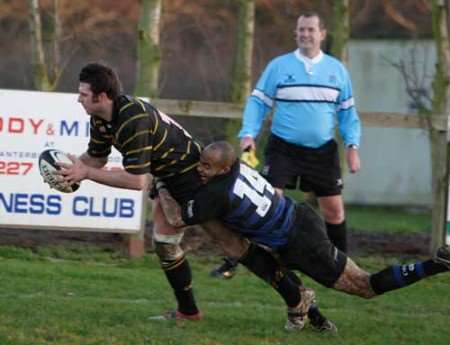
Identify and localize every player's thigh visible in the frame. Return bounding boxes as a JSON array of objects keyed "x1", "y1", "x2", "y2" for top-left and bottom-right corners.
[
  {"x1": 279, "y1": 203, "x2": 347, "y2": 287},
  {"x1": 152, "y1": 197, "x2": 184, "y2": 236},
  {"x1": 201, "y1": 221, "x2": 249, "y2": 259}
]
